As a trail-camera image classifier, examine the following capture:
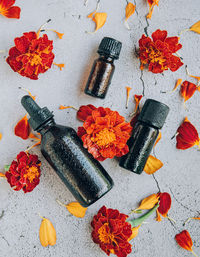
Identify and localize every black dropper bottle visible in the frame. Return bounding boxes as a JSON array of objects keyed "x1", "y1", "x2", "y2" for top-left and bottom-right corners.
[
  {"x1": 84, "y1": 37, "x2": 122, "y2": 99},
  {"x1": 119, "y1": 99, "x2": 170, "y2": 174},
  {"x1": 21, "y1": 96, "x2": 113, "y2": 207}
]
